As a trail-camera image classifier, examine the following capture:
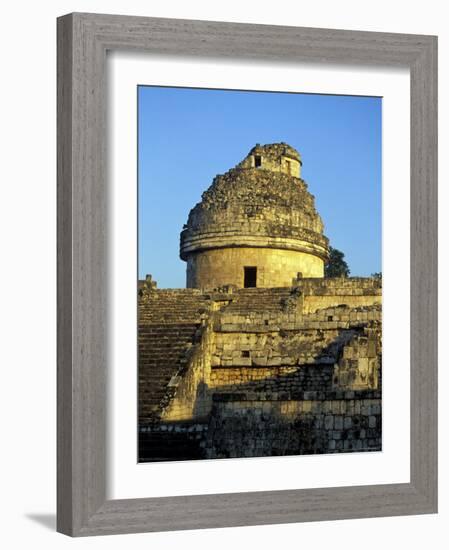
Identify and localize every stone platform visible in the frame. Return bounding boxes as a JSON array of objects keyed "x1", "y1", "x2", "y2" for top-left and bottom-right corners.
[{"x1": 138, "y1": 277, "x2": 382, "y2": 461}]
